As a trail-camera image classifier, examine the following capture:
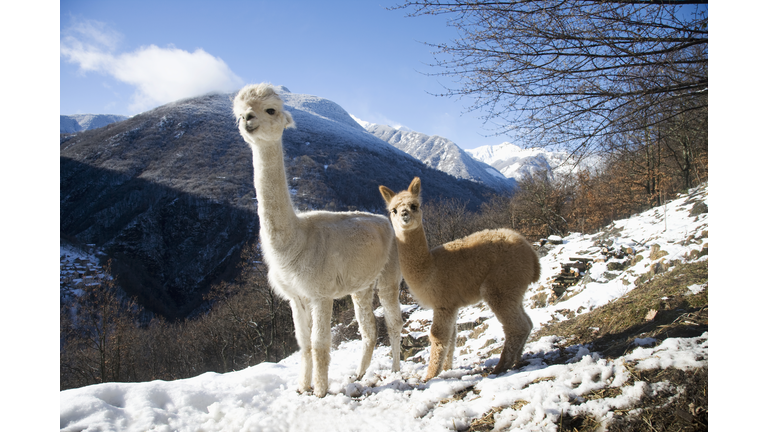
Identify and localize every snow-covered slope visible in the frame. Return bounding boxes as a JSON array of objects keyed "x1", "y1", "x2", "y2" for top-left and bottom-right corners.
[
  {"x1": 277, "y1": 89, "x2": 414, "y2": 161},
  {"x1": 357, "y1": 120, "x2": 515, "y2": 192},
  {"x1": 356, "y1": 116, "x2": 597, "y2": 189},
  {"x1": 467, "y1": 142, "x2": 599, "y2": 181},
  {"x1": 60, "y1": 183, "x2": 708, "y2": 431},
  {"x1": 60, "y1": 114, "x2": 129, "y2": 133}
]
